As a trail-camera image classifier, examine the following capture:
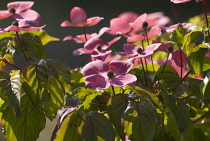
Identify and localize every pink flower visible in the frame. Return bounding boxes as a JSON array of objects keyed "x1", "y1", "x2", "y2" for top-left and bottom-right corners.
[
  {"x1": 119, "y1": 43, "x2": 161, "y2": 58},
  {"x1": 60, "y1": 7, "x2": 103, "y2": 27},
  {"x1": 163, "y1": 23, "x2": 192, "y2": 33},
  {"x1": 127, "y1": 26, "x2": 161, "y2": 42},
  {"x1": 0, "y1": 20, "x2": 45, "y2": 34},
  {"x1": 81, "y1": 58, "x2": 137, "y2": 89},
  {"x1": 63, "y1": 33, "x2": 98, "y2": 43},
  {"x1": 0, "y1": 1, "x2": 41, "y2": 26},
  {"x1": 73, "y1": 36, "x2": 121, "y2": 61},
  {"x1": 172, "y1": 0, "x2": 203, "y2": 3}
]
